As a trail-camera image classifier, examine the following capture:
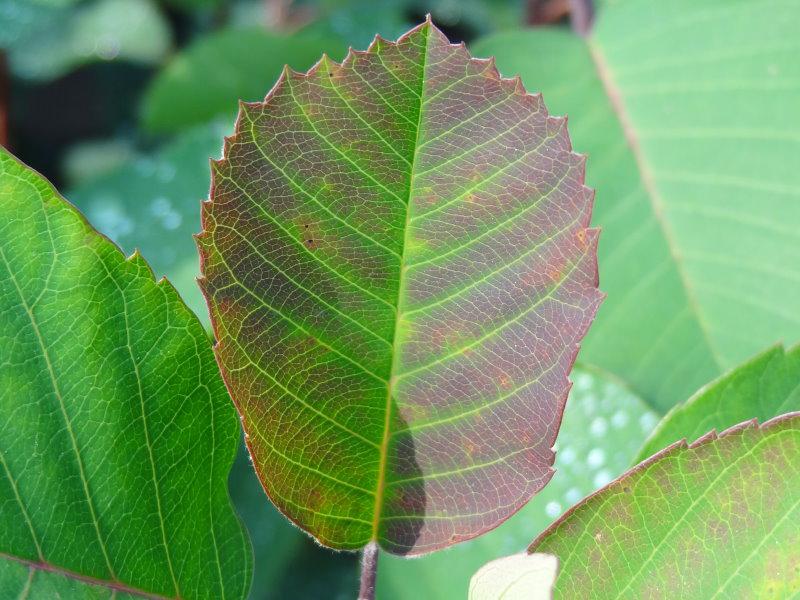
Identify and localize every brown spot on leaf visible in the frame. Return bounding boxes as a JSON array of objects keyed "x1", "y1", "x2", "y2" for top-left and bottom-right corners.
[{"x1": 576, "y1": 228, "x2": 587, "y2": 248}]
